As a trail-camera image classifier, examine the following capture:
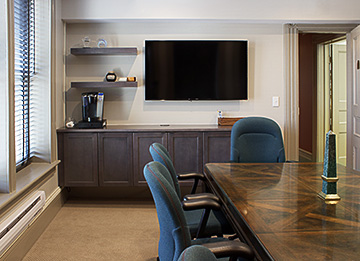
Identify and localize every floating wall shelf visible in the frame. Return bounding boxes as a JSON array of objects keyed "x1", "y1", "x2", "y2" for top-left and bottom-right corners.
[
  {"x1": 71, "y1": 81, "x2": 138, "y2": 88},
  {"x1": 70, "y1": 47, "x2": 138, "y2": 55}
]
